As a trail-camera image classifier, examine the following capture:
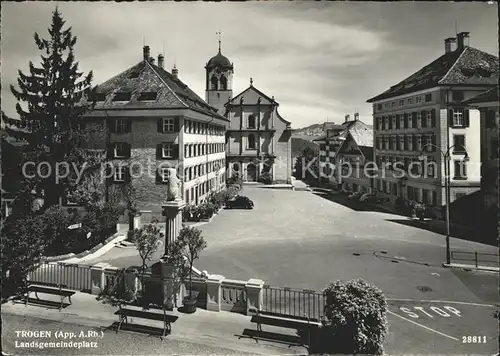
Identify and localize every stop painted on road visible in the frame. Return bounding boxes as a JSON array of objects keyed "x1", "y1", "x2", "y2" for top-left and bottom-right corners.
[{"x1": 398, "y1": 305, "x2": 462, "y2": 319}]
